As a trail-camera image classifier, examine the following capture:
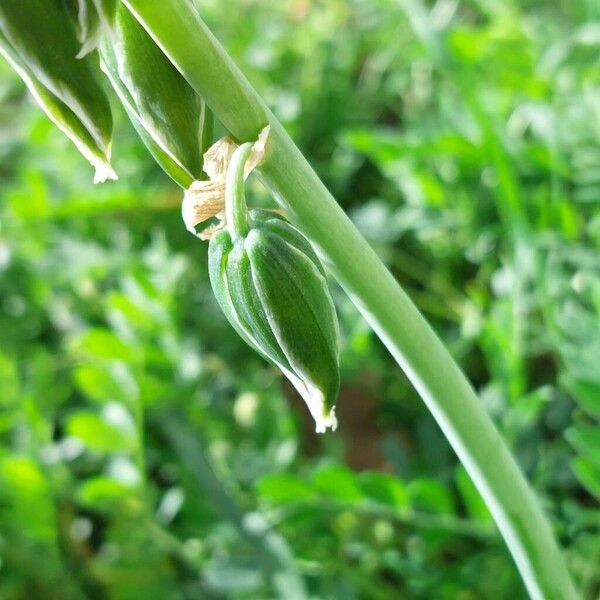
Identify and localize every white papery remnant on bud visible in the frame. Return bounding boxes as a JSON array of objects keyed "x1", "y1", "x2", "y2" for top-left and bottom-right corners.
[{"x1": 182, "y1": 125, "x2": 271, "y2": 238}]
